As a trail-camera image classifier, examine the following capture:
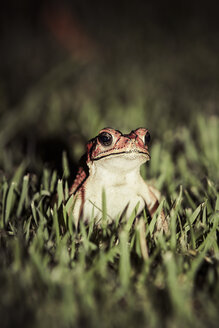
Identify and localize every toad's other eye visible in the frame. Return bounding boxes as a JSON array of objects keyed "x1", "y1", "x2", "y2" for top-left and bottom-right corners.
[
  {"x1": 144, "y1": 131, "x2": 151, "y2": 145},
  {"x1": 98, "y1": 132, "x2": 113, "y2": 146}
]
